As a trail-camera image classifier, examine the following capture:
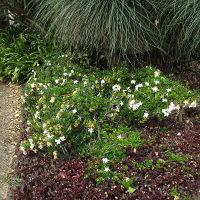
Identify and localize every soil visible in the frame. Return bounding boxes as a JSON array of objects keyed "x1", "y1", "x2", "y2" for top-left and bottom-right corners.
[{"x1": 0, "y1": 82, "x2": 22, "y2": 200}]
